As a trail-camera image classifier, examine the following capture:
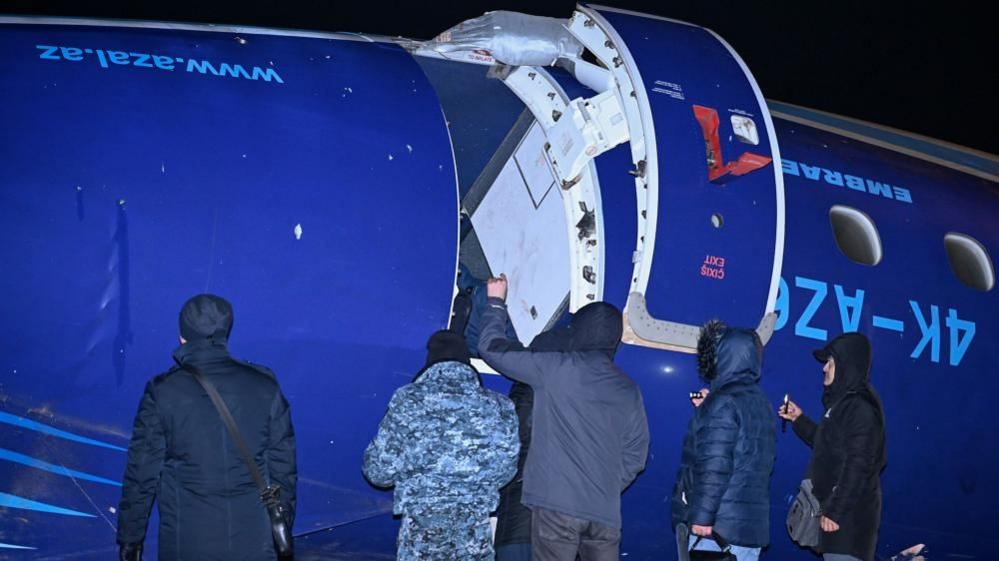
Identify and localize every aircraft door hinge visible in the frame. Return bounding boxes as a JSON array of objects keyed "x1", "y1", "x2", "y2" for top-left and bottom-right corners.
[
  {"x1": 495, "y1": 65, "x2": 607, "y2": 313},
  {"x1": 498, "y1": 65, "x2": 629, "y2": 188},
  {"x1": 545, "y1": 89, "x2": 630, "y2": 186}
]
